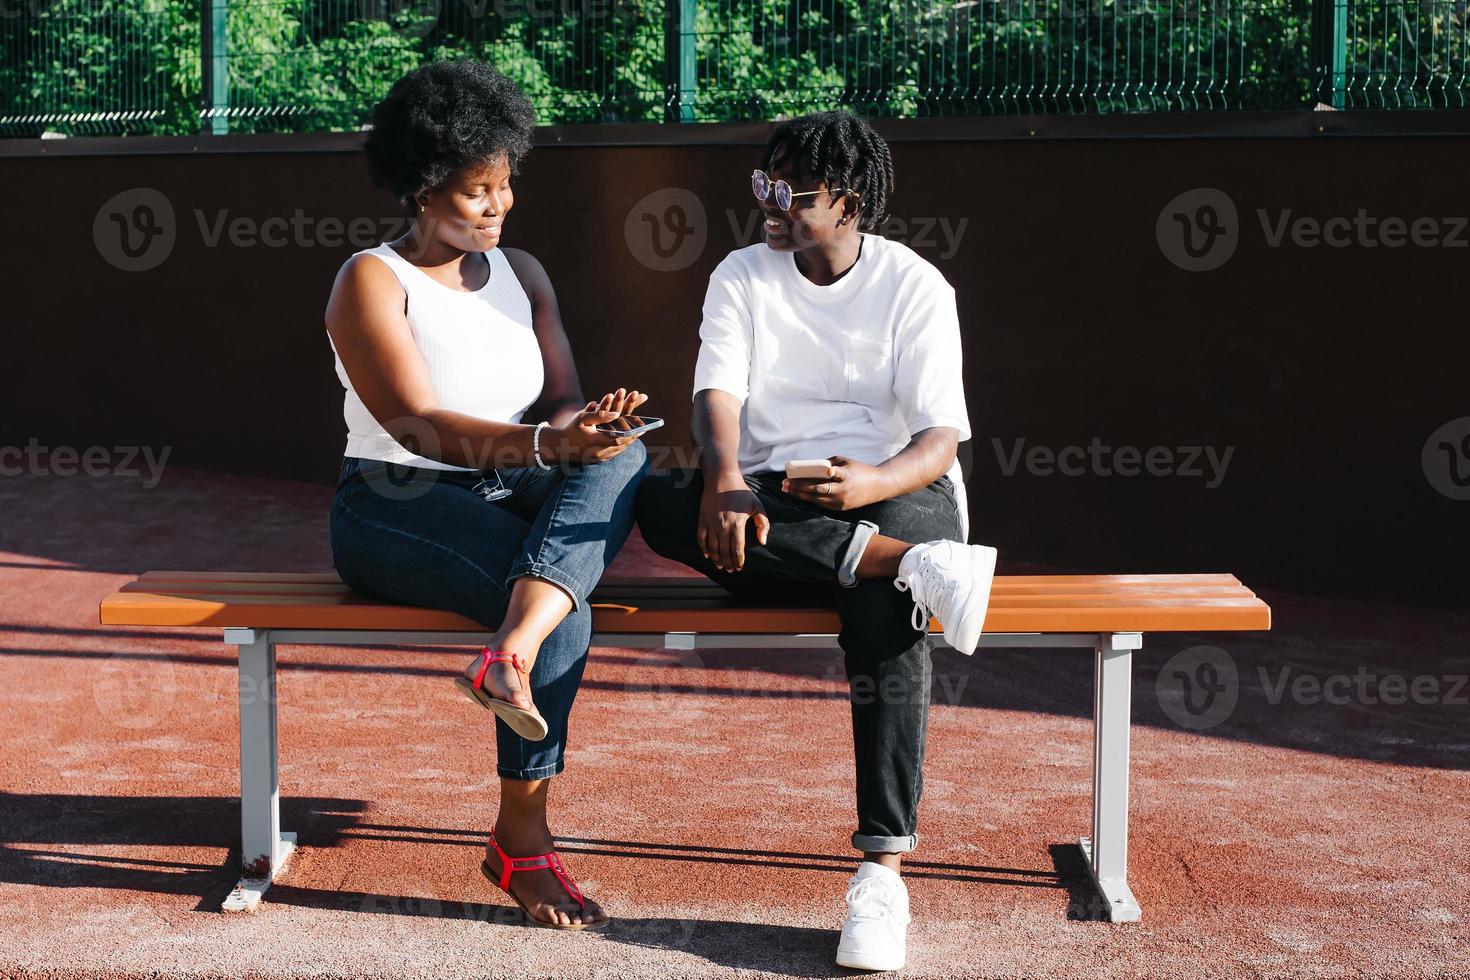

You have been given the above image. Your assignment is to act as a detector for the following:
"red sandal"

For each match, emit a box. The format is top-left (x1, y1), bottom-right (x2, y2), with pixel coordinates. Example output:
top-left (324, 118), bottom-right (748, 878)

top-left (453, 648), bottom-right (549, 742)
top-left (481, 831), bottom-right (608, 930)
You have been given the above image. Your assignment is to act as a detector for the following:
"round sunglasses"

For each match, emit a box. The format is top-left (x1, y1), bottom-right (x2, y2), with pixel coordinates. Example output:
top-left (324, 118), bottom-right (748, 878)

top-left (751, 169), bottom-right (854, 212)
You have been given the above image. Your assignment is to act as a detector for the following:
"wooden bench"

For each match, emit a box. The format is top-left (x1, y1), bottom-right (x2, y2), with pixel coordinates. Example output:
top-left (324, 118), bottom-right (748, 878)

top-left (99, 570), bottom-right (1270, 918)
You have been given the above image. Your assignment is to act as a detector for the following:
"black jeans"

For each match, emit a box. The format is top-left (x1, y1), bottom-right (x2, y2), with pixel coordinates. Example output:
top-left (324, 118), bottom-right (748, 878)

top-left (635, 468), bottom-right (965, 853)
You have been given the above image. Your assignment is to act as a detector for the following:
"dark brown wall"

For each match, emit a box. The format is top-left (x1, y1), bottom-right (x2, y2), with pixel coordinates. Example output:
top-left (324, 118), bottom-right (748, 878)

top-left (3, 129), bottom-right (1467, 606)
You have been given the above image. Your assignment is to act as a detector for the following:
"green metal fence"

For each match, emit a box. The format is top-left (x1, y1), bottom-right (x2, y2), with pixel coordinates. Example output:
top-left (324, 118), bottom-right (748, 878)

top-left (1, 0), bottom-right (1466, 137)
top-left (1334, 0), bottom-right (1470, 108)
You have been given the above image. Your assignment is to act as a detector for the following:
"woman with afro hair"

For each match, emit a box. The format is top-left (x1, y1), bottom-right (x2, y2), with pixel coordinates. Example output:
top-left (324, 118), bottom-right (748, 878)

top-left (325, 59), bottom-right (650, 930)
top-left (637, 111), bottom-right (999, 969)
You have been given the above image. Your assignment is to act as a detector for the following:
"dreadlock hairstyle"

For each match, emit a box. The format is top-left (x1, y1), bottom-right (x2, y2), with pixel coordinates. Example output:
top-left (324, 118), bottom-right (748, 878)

top-left (761, 111), bottom-right (895, 232)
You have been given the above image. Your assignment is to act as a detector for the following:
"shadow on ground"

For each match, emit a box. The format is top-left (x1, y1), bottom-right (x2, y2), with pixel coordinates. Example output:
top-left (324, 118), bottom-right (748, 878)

top-left (0, 792), bottom-right (366, 910)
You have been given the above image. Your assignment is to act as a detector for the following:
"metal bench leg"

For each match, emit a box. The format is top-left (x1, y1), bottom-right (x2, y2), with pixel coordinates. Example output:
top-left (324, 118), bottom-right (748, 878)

top-left (1078, 632), bottom-right (1142, 922)
top-left (222, 628), bottom-right (296, 912)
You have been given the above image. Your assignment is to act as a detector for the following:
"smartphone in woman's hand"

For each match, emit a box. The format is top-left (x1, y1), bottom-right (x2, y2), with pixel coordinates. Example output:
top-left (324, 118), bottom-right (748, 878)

top-left (593, 415), bottom-right (664, 438)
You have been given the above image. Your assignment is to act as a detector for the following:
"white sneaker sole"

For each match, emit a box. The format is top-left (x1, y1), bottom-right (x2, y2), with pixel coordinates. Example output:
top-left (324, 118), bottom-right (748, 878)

top-left (945, 544), bottom-right (997, 655)
top-left (836, 946), bottom-right (906, 971)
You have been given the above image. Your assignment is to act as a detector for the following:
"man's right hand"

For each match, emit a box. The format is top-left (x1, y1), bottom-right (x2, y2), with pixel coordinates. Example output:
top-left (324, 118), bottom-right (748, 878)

top-left (697, 478), bottom-right (771, 573)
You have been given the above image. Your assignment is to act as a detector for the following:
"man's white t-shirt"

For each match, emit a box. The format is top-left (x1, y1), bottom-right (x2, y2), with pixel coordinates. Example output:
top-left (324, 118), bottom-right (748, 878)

top-left (692, 232), bottom-right (971, 540)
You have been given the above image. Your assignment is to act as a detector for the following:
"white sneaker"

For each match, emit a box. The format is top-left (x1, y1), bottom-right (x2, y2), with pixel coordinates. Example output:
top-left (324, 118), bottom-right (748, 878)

top-left (836, 861), bottom-right (910, 971)
top-left (894, 539), bottom-right (998, 655)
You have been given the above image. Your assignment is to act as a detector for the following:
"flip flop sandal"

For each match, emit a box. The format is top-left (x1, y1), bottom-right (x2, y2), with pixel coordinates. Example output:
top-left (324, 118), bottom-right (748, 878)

top-left (454, 648), bottom-right (549, 742)
top-left (481, 831), bottom-right (609, 931)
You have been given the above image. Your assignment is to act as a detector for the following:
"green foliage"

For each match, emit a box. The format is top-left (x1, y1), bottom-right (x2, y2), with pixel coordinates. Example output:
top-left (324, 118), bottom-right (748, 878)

top-left (0, 0), bottom-right (1465, 136)
top-left (0, 0), bottom-right (199, 135)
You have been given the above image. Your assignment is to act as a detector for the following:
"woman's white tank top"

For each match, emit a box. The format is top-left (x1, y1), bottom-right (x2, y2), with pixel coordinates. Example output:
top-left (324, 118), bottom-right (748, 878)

top-left (328, 243), bottom-right (545, 472)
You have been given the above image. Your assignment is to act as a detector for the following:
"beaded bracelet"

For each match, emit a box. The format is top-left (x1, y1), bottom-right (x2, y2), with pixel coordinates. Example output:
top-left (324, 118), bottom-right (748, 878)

top-left (532, 421), bottom-right (553, 471)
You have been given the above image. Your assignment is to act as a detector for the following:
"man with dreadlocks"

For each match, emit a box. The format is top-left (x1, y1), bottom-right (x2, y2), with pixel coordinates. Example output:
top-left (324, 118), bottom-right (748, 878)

top-left (636, 110), bottom-right (997, 970)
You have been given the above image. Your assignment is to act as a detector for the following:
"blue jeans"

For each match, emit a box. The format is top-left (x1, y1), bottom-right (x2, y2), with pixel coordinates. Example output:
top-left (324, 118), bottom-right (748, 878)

top-left (328, 441), bottom-right (648, 780)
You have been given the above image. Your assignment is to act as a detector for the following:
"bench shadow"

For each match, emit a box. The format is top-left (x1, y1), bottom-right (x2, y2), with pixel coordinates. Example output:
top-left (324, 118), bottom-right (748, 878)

top-left (329, 821), bottom-right (1065, 890)
top-left (3, 790), bottom-right (1088, 973)
top-left (554, 836), bottom-right (1064, 889)
top-left (260, 829), bottom-right (1068, 977)
top-left (1046, 842), bottom-right (1114, 921)
top-left (605, 917), bottom-right (851, 978)
top-left (261, 878), bottom-right (853, 978)
top-left (0, 791), bottom-right (366, 911)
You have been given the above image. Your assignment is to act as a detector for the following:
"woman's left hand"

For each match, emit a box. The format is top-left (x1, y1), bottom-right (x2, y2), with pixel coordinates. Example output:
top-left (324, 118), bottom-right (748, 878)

top-left (782, 455), bottom-right (892, 511)
top-left (594, 387), bottom-right (649, 419)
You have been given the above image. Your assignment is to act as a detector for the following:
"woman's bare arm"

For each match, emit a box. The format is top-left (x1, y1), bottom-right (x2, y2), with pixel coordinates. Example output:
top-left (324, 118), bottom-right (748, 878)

top-left (502, 248), bottom-right (590, 428)
top-left (325, 252), bottom-right (541, 469)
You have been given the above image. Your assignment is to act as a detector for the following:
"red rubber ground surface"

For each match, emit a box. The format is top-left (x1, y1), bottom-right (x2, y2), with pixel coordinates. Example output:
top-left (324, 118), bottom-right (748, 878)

top-left (1, 465), bottom-right (1467, 978)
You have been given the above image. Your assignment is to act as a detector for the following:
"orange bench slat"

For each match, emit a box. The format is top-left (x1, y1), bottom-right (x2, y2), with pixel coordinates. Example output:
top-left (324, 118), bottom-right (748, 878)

top-left (116, 579), bottom-right (1258, 601)
top-left (136, 569), bottom-right (1249, 588)
top-left (100, 573), bottom-right (1272, 633)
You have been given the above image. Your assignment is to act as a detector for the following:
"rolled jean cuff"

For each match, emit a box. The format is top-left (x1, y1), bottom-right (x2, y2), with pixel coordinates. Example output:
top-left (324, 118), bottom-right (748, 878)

top-left (852, 831), bottom-right (919, 854)
top-left (507, 561), bottom-right (586, 612)
top-left (837, 520), bottom-right (880, 588)
top-left (498, 759), bottom-right (564, 781)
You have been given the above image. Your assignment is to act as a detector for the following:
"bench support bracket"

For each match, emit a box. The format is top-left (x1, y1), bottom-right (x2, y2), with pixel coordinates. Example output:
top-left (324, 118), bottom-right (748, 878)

top-left (1079, 632), bottom-right (1142, 921)
top-left (223, 628), bottom-right (295, 912)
